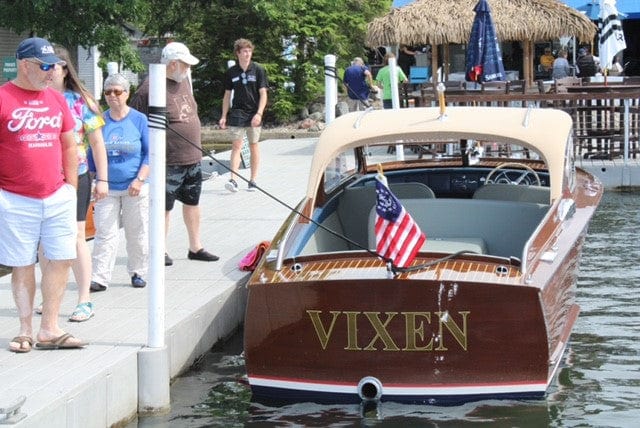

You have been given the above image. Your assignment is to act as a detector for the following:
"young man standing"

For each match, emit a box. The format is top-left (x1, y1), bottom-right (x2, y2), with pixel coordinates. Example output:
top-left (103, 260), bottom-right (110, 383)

top-left (0, 37), bottom-right (85, 352)
top-left (130, 42), bottom-right (218, 265)
top-left (219, 39), bottom-right (269, 192)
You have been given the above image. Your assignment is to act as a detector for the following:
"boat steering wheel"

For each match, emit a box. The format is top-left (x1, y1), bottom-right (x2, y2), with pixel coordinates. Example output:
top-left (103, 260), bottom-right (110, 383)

top-left (485, 162), bottom-right (541, 186)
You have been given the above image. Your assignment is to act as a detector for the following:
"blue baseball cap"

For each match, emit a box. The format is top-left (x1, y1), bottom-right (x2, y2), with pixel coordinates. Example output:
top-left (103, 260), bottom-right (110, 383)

top-left (16, 37), bottom-right (65, 65)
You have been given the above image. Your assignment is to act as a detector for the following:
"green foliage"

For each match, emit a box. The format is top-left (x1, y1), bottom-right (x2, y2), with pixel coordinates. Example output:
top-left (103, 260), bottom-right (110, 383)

top-left (0, 0), bottom-right (148, 71)
top-left (182, 0), bottom-right (391, 122)
top-left (0, 0), bottom-right (393, 122)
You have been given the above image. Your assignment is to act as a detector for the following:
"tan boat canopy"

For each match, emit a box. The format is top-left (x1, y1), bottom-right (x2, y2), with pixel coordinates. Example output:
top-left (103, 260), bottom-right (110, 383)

top-left (306, 106), bottom-right (573, 205)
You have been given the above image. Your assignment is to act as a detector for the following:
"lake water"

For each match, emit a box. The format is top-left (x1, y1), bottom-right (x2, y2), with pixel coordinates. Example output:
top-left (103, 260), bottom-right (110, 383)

top-left (132, 190), bottom-right (640, 427)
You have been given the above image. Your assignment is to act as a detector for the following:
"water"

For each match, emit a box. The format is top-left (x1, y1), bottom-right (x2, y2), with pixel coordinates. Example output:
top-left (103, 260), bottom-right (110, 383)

top-left (133, 191), bottom-right (640, 427)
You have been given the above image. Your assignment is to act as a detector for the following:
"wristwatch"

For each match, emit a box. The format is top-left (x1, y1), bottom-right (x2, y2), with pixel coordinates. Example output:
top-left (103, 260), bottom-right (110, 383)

top-left (137, 176), bottom-right (145, 182)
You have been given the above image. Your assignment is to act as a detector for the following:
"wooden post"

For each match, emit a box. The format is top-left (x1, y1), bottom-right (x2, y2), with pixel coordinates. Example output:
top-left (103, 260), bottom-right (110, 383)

top-left (523, 40), bottom-right (532, 88)
top-left (443, 43), bottom-right (450, 81)
top-left (431, 43), bottom-right (439, 82)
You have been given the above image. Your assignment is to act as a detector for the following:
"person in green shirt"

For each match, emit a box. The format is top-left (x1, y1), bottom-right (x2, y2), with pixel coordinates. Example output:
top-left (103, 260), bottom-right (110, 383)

top-left (375, 52), bottom-right (408, 109)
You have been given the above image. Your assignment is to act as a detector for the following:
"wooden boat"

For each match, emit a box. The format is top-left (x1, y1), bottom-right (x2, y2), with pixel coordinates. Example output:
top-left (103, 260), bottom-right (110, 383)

top-left (243, 106), bottom-right (603, 405)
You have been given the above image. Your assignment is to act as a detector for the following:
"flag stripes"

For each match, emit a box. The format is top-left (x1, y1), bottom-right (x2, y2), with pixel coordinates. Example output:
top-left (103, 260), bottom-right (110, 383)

top-left (374, 174), bottom-right (426, 268)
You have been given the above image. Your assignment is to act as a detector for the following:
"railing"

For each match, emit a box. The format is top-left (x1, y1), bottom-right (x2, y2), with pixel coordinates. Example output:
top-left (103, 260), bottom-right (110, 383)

top-left (402, 85), bottom-right (640, 161)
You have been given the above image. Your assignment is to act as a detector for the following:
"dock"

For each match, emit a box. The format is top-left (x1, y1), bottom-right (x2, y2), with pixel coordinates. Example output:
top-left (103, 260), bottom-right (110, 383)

top-left (0, 137), bottom-right (318, 427)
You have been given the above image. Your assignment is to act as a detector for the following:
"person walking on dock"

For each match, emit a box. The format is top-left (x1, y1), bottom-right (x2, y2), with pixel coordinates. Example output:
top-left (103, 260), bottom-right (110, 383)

top-left (130, 42), bottom-right (219, 266)
top-left (343, 57), bottom-right (374, 112)
top-left (219, 38), bottom-right (269, 193)
top-left (1, 37), bottom-right (86, 352)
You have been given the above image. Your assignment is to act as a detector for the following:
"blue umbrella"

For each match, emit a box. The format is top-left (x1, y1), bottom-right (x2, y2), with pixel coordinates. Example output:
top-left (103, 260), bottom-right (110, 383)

top-left (465, 0), bottom-right (505, 83)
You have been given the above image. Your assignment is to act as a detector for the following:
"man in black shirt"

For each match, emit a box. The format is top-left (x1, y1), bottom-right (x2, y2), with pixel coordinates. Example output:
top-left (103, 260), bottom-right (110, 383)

top-left (219, 39), bottom-right (269, 193)
top-left (576, 47), bottom-right (598, 78)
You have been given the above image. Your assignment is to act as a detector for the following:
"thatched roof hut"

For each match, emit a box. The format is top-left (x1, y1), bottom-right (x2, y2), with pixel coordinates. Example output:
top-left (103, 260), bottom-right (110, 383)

top-left (366, 0), bottom-right (597, 84)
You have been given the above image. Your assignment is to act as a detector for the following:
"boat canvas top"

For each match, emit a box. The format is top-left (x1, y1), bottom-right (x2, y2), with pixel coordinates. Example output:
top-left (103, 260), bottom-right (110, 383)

top-left (306, 106), bottom-right (573, 204)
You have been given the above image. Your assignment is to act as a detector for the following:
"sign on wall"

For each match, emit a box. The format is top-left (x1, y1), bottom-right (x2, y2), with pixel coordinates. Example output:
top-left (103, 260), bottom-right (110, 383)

top-left (2, 57), bottom-right (17, 80)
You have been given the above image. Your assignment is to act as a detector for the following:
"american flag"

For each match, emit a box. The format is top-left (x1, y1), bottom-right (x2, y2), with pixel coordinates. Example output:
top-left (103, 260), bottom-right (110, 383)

top-left (374, 174), bottom-right (426, 268)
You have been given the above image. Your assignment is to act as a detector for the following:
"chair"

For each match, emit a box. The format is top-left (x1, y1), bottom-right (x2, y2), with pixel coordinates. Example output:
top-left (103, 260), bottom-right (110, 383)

top-left (481, 81), bottom-right (508, 93)
top-left (409, 66), bottom-right (430, 85)
top-left (434, 80), bottom-right (466, 93)
top-left (552, 76), bottom-right (582, 93)
top-left (507, 80), bottom-right (526, 94)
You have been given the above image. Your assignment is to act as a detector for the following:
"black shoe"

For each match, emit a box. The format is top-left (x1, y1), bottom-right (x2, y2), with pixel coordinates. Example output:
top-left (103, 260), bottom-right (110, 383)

top-left (188, 248), bottom-right (219, 262)
top-left (90, 281), bottom-right (107, 292)
top-left (165, 253), bottom-right (173, 266)
top-left (131, 273), bottom-right (147, 288)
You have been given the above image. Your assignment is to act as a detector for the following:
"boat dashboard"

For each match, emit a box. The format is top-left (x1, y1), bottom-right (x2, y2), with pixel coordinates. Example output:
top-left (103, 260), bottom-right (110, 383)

top-left (354, 166), bottom-right (550, 199)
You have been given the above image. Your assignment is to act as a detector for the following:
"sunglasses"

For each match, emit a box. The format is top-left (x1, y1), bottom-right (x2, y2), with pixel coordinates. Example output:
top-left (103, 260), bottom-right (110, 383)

top-left (26, 60), bottom-right (55, 72)
top-left (104, 89), bottom-right (126, 96)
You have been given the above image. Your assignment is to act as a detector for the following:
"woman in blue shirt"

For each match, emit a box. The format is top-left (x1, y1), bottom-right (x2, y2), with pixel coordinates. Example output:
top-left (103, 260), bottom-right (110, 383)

top-left (89, 74), bottom-right (150, 291)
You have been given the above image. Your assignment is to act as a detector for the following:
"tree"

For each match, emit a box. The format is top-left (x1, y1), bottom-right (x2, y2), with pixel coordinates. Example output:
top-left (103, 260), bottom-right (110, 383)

top-left (1, 0), bottom-right (392, 122)
top-left (0, 0), bottom-right (149, 72)
top-left (179, 0), bottom-right (392, 123)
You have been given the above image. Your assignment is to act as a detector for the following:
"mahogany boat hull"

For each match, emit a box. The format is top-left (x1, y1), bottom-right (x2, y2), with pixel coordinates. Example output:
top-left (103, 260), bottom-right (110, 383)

top-left (244, 243), bottom-right (585, 404)
top-left (243, 107), bottom-right (602, 404)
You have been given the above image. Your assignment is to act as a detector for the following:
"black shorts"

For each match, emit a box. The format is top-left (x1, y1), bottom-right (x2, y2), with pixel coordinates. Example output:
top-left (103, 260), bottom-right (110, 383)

top-left (77, 172), bottom-right (91, 221)
top-left (166, 163), bottom-right (202, 211)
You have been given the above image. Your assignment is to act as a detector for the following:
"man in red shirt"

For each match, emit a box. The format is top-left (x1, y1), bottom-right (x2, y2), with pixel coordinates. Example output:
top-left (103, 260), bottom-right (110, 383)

top-left (0, 37), bottom-right (85, 352)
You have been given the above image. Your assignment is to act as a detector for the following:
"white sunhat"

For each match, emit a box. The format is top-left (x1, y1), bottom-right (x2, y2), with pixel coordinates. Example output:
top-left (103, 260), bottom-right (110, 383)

top-left (161, 42), bottom-right (199, 65)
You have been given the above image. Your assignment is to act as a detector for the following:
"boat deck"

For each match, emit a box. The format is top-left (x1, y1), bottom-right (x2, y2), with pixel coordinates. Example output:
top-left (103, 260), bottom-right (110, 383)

top-left (259, 255), bottom-right (523, 284)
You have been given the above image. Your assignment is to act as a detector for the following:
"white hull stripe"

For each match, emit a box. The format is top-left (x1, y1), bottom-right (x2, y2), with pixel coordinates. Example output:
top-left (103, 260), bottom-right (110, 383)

top-left (248, 376), bottom-right (548, 396)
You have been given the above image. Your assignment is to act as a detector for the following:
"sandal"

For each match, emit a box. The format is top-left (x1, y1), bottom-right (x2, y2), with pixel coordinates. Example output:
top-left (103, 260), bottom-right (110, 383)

top-left (68, 302), bottom-right (94, 322)
top-left (9, 336), bottom-right (33, 353)
top-left (35, 302), bottom-right (43, 315)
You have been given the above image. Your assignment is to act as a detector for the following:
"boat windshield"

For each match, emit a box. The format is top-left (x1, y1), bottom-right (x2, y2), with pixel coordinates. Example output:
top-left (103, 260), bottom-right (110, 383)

top-left (321, 140), bottom-right (547, 194)
top-left (363, 141), bottom-right (540, 164)
top-left (323, 151), bottom-right (357, 193)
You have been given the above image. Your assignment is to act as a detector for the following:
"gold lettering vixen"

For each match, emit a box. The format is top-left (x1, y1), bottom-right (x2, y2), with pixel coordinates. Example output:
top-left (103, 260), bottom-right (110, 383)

top-left (307, 310), bottom-right (341, 350)
top-left (306, 310), bottom-right (470, 352)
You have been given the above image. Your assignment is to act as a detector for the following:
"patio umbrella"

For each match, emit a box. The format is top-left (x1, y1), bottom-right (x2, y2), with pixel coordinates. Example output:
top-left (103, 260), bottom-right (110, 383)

top-left (598, 0), bottom-right (626, 70)
top-left (465, 0), bottom-right (505, 83)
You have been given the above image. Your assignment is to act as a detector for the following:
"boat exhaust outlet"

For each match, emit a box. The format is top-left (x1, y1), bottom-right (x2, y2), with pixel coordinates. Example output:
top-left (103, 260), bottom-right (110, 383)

top-left (357, 376), bottom-right (383, 402)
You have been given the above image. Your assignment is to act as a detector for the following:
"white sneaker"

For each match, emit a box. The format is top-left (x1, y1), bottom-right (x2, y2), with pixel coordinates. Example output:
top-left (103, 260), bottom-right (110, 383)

top-left (225, 179), bottom-right (239, 192)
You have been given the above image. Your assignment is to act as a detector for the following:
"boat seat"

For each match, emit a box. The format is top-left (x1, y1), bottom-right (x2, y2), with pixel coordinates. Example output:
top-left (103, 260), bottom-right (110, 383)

top-left (472, 183), bottom-right (550, 204)
top-left (423, 237), bottom-right (487, 254)
top-left (367, 198), bottom-right (549, 258)
top-left (337, 182), bottom-right (435, 250)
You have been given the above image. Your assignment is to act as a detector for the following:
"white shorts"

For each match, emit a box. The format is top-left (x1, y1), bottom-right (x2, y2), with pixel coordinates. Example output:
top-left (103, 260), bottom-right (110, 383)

top-left (229, 126), bottom-right (262, 144)
top-left (0, 184), bottom-right (77, 266)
